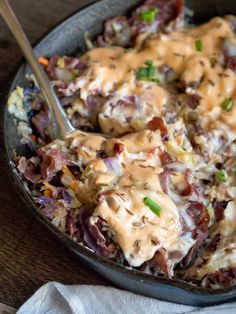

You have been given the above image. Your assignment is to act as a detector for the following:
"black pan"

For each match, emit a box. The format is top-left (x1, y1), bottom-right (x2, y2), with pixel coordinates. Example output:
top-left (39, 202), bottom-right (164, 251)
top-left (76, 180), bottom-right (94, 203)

top-left (3, 0), bottom-right (236, 306)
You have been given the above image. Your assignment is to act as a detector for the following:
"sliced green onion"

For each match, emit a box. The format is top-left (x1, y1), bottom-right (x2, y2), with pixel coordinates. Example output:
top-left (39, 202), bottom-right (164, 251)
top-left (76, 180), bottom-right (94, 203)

top-left (145, 60), bottom-right (154, 66)
top-left (143, 197), bottom-right (162, 217)
top-left (139, 8), bottom-right (158, 23)
top-left (195, 39), bottom-right (203, 52)
top-left (137, 60), bottom-right (160, 83)
top-left (137, 67), bottom-right (149, 78)
top-left (220, 98), bottom-right (234, 112)
top-left (215, 170), bottom-right (228, 183)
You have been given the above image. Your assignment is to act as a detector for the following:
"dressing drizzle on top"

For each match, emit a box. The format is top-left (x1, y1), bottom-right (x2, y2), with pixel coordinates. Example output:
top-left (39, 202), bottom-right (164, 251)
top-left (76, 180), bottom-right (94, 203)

top-left (67, 130), bottom-right (187, 269)
top-left (75, 17), bottom-right (236, 133)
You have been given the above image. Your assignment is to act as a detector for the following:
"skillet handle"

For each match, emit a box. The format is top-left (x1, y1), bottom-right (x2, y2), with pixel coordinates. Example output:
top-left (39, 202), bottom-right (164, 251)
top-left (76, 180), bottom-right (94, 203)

top-left (0, 0), bottom-right (75, 139)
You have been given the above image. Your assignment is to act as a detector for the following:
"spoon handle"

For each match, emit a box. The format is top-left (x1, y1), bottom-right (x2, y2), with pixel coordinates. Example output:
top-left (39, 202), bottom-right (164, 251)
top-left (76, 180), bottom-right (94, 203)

top-left (0, 0), bottom-right (75, 139)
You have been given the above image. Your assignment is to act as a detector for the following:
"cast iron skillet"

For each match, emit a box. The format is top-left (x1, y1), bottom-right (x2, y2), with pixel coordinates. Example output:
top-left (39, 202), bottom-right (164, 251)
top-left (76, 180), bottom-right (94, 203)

top-left (3, 0), bottom-right (236, 306)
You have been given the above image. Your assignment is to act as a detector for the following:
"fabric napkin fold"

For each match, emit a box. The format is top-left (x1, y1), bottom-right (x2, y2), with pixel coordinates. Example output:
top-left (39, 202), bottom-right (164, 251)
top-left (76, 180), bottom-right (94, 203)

top-left (17, 282), bottom-right (236, 314)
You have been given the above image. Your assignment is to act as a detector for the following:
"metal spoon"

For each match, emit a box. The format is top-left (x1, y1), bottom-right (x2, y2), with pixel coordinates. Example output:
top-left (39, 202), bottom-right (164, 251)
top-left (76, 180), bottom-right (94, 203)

top-left (0, 0), bottom-right (75, 139)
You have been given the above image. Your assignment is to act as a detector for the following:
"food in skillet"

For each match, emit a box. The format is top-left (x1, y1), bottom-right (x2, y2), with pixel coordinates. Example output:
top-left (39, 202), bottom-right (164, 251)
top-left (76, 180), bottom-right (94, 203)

top-left (8, 0), bottom-right (236, 289)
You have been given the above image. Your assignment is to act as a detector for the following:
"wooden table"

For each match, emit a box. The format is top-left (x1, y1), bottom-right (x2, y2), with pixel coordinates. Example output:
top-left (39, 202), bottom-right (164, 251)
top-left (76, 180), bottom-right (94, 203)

top-left (0, 0), bottom-right (108, 310)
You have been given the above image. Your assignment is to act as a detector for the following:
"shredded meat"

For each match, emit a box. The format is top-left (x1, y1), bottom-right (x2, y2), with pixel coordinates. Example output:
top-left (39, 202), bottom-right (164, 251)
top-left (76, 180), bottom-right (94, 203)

top-left (180, 202), bottom-right (209, 267)
top-left (38, 148), bottom-right (68, 181)
top-left (147, 117), bottom-right (169, 141)
top-left (148, 249), bottom-right (169, 276)
top-left (202, 268), bottom-right (236, 289)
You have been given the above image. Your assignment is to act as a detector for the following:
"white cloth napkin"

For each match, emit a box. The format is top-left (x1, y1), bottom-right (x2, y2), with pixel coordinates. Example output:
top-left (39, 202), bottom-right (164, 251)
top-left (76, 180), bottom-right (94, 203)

top-left (17, 282), bottom-right (236, 314)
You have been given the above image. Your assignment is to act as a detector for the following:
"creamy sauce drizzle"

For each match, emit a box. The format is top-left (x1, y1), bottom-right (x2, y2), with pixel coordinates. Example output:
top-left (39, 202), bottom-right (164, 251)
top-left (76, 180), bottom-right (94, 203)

top-left (67, 130), bottom-right (184, 267)
top-left (35, 16), bottom-right (236, 271)
top-left (63, 17), bottom-right (236, 267)
top-left (75, 17), bottom-right (236, 133)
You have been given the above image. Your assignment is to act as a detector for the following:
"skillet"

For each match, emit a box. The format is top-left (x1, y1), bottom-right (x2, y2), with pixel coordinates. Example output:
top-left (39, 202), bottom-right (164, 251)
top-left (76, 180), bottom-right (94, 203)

top-left (3, 0), bottom-right (236, 305)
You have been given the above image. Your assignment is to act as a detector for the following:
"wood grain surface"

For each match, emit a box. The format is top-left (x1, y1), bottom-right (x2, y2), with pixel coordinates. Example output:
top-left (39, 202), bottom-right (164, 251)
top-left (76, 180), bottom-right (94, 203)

top-left (0, 0), bottom-right (109, 310)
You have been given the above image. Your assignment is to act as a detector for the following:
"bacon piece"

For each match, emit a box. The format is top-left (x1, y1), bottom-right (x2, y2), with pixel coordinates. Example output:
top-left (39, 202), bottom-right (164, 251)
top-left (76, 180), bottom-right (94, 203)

top-left (207, 233), bottom-right (221, 252)
top-left (159, 150), bottom-right (173, 166)
top-left (212, 200), bottom-right (228, 222)
top-left (187, 94), bottom-right (202, 109)
top-left (113, 143), bottom-right (125, 154)
top-left (147, 117), bottom-right (168, 141)
top-left (148, 249), bottom-right (169, 276)
top-left (181, 169), bottom-right (203, 197)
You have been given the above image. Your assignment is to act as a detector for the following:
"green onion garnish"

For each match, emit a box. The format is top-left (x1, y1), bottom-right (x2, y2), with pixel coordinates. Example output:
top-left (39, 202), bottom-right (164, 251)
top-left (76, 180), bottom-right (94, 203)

top-left (220, 98), bottom-right (234, 112)
top-left (145, 60), bottom-right (153, 66)
top-left (195, 39), bottom-right (203, 52)
top-left (143, 197), bottom-right (162, 217)
top-left (137, 60), bottom-right (160, 83)
top-left (139, 8), bottom-right (158, 23)
top-left (215, 170), bottom-right (228, 183)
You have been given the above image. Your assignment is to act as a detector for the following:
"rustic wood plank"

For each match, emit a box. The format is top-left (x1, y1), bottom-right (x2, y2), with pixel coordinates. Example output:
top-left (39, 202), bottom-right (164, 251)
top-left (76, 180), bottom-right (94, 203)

top-left (0, 0), bottom-right (108, 310)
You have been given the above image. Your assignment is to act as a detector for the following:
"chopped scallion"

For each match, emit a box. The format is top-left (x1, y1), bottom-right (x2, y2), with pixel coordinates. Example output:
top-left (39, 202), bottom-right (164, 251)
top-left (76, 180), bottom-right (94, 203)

top-left (139, 8), bottom-right (158, 23)
top-left (195, 39), bottom-right (203, 52)
top-left (137, 60), bottom-right (160, 83)
top-left (215, 170), bottom-right (228, 183)
top-left (143, 197), bottom-right (162, 217)
top-left (220, 98), bottom-right (234, 112)
top-left (145, 60), bottom-right (154, 66)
